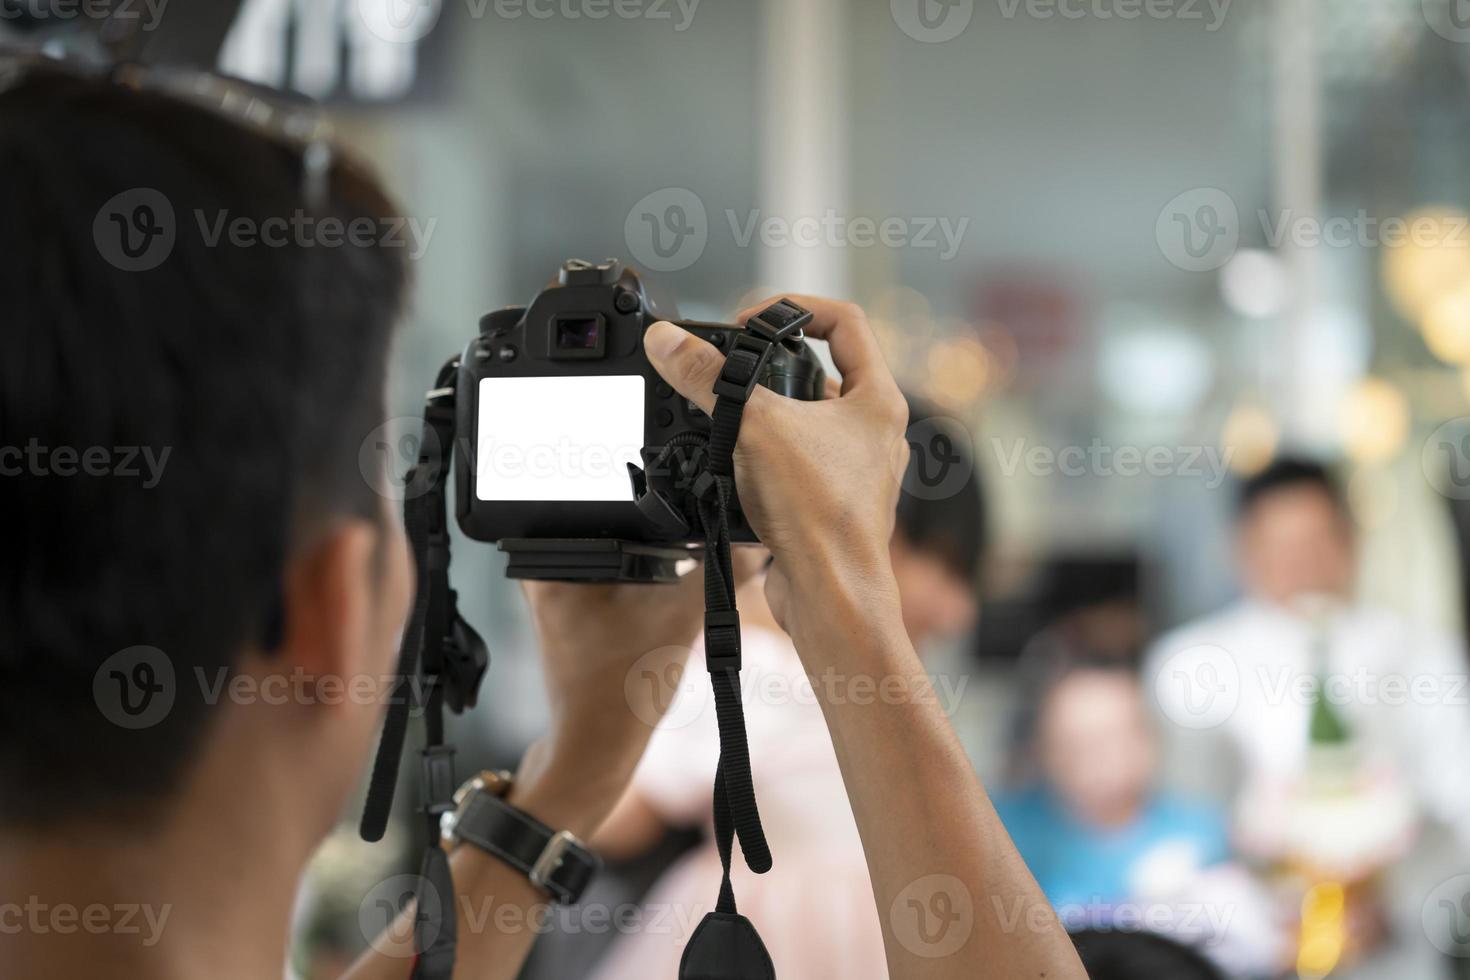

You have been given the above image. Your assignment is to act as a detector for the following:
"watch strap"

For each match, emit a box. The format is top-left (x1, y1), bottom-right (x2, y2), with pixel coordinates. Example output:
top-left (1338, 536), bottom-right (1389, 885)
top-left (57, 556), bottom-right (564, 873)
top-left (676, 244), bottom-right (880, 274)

top-left (452, 790), bottom-right (600, 904)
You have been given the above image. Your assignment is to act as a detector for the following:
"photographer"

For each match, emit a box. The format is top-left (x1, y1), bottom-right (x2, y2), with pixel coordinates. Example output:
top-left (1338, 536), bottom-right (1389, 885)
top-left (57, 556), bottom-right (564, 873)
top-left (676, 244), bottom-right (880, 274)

top-left (0, 67), bottom-right (1083, 980)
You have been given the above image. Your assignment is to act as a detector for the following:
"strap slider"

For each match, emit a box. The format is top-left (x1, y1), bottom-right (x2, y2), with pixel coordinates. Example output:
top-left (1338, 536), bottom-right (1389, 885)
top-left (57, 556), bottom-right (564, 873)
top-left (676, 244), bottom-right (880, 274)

top-left (712, 340), bottom-right (765, 403)
top-left (421, 744), bottom-right (458, 817)
top-left (691, 470), bottom-right (719, 501)
top-left (704, 610), bottom-right (742, 671)
top-left (745, 298), bottom-right (813, 343)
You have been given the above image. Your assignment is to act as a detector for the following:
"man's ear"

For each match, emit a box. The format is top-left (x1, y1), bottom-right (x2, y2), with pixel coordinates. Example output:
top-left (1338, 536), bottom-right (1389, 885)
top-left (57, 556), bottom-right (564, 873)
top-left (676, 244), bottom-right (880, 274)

top-left (271, 519), bottom-right (384, 697)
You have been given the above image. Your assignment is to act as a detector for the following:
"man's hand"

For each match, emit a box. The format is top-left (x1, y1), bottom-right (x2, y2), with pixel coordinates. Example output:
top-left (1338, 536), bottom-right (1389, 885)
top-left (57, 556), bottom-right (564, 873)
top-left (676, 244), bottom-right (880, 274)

top-left (641, 297), bottom-right (910, 634)
top-left (510, 571), bottom-right (708, 836)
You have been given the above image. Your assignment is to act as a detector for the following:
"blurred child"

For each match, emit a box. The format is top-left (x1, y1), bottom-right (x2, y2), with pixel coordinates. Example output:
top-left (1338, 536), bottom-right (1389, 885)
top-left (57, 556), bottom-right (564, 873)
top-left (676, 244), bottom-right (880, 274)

top-left (995, 661), bottom-right (1230, 913)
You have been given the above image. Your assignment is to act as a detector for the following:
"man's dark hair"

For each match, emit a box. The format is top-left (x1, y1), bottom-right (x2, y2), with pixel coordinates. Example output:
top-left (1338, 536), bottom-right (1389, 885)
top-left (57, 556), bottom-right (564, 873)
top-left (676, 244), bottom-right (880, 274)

top-left (0, 70), bottom-right (410, 828)
top-left (1237, 456), bottom-right (1346, 519)
top-left (1071, 929), bottom-right (1225, 980)
top-left (896, 394), bottom-right (987, 583)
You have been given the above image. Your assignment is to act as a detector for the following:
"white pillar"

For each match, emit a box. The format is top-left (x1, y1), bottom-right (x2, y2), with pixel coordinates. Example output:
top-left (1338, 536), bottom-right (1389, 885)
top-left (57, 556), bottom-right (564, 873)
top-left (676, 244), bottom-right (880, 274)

top-left (1271, 0), bottom-right (1325, 443)
top-left (759, 0), bottom-right (851, 299)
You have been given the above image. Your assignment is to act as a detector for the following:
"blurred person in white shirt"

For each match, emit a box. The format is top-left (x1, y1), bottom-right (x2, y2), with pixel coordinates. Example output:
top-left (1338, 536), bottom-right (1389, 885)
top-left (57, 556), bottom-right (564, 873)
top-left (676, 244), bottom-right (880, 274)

top-left (1147, 457), bottom-right (1470, 977)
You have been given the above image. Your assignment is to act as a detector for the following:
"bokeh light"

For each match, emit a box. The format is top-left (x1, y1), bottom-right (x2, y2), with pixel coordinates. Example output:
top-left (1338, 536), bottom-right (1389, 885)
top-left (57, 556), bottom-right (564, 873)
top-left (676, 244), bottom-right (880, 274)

top-left (1341, 377), bottom-right (1410, 464)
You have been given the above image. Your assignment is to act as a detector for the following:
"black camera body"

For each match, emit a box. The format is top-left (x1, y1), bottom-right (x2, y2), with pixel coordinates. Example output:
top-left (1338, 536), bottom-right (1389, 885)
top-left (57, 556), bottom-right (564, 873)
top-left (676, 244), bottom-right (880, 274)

top-left (453, 259), bottom-right (824, 580)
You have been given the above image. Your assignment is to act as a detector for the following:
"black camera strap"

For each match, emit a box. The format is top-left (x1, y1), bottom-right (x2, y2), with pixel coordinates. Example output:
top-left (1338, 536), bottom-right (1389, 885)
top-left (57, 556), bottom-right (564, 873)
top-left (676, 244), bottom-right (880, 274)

top-left (360, 360), bottom-right (488, 980)
top-left (676, 299), bottom-right (812, 980)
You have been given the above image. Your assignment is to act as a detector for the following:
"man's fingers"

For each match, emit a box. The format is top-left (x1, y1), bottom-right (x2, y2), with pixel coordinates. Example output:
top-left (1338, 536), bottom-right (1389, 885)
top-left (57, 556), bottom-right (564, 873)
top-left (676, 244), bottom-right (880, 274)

top-left (643, 320), bottom-right (722, 415)
top-left (736, 294), bottom-right (889, 396)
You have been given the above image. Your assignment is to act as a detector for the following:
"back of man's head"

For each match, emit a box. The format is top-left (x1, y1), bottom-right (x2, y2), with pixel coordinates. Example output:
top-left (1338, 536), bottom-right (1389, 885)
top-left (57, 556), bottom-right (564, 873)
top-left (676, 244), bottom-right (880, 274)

top-left (0, 69), bottom-right (409, 828)
top-left (896, 393), bottom-right (987, 582)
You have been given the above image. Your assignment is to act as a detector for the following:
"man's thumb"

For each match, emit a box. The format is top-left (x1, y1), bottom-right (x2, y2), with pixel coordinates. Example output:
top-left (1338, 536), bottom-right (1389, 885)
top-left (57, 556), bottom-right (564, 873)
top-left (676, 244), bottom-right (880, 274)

top-left (643, 321), bottom-right (722, 415)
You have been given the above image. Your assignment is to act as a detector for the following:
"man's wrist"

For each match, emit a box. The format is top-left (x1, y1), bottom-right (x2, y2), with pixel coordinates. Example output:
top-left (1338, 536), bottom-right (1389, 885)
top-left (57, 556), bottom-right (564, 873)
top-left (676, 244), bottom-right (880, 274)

top-left (779, 540), bottom-right (906, 649)
top-left (507, 733), bottom-right (641, 840)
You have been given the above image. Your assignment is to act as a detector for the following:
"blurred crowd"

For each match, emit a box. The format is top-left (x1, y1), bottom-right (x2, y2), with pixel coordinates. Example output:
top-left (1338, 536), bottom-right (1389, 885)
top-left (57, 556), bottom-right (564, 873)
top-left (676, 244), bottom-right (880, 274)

top-left (294, 403), bottom-right (1470, 980)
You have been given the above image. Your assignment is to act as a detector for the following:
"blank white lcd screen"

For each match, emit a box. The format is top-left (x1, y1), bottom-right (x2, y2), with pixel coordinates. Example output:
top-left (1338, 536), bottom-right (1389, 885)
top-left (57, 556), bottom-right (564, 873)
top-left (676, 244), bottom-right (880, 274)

top-left (475, 375), bottom-right (645, 502)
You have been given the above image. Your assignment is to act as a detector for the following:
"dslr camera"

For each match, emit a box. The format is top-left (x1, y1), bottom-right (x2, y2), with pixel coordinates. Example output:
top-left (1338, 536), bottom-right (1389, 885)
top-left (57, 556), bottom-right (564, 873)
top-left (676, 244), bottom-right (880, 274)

top-left (452, 258), bottom-right (825, 581)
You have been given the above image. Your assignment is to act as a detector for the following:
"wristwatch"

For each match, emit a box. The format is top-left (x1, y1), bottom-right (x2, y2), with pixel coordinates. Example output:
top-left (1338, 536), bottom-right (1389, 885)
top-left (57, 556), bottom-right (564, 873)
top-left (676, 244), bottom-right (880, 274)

top-left (439, 770), bottom-right (601, 905)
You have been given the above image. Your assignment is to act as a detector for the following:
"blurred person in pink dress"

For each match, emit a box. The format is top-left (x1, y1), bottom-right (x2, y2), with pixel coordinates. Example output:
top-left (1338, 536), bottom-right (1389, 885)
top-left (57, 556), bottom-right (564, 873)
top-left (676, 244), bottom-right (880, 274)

top-left (588, 398), bottom-right (984, 980)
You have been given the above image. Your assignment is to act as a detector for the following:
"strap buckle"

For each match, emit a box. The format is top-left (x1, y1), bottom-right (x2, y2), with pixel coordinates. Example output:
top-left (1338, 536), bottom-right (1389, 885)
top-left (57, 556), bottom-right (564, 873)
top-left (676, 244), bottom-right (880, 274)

top-left (710, 300), bottom-right (814, 404)
top-left (704, 609), bottom-right (742, 671)
top-left (745, 298), bottom-right (812, 343)
top-left (529, 830), bottom-right (585, 901)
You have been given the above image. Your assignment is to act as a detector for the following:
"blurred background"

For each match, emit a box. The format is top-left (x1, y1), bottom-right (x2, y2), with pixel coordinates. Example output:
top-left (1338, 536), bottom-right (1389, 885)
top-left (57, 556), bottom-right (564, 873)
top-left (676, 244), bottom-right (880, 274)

top-left (11, 0), bottom-right (1470, 976)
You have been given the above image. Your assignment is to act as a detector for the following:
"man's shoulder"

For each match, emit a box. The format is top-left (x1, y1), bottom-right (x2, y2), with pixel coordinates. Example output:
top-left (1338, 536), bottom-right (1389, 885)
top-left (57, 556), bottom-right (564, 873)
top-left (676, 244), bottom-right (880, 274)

top-left (1145, 602), bottom-right (1251, 667)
